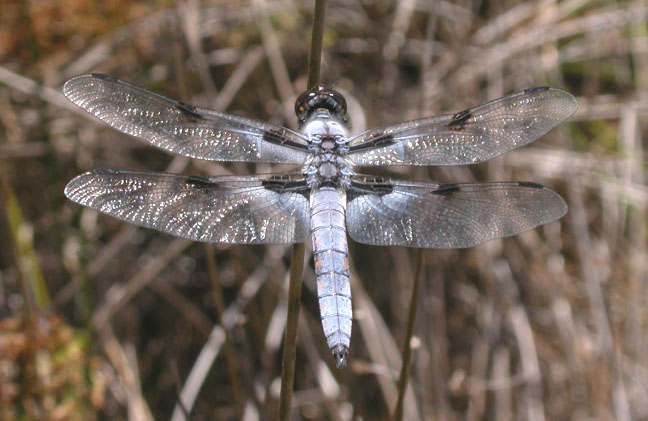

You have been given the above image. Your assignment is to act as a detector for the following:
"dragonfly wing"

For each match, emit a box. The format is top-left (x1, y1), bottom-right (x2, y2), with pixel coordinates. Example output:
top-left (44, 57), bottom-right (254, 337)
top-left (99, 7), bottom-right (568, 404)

top-left (347, 87), bottom-right (577, 166)
top-left (65, 169), bottom-right (311, 244)
top-left (64, 74), bottom-right (310, 164)
top-left (346, 176), bottom-right (567, 248)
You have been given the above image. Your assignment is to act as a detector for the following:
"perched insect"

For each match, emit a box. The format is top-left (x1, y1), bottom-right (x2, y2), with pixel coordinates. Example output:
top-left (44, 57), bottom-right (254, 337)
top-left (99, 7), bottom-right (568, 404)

top-left (64, 74), bottom-right (577, 367)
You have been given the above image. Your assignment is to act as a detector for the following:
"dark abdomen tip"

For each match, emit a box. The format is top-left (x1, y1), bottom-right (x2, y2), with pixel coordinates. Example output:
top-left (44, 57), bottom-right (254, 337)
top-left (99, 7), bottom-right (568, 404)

top-left (333, 344), bottom-right (348, 369)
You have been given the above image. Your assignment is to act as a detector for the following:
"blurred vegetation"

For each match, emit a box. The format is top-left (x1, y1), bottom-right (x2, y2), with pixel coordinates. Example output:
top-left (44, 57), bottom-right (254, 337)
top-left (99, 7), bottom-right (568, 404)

top-left (1, 0), bottom-right (648, 419)
top-left (0, 315), bottom-right (104, 420)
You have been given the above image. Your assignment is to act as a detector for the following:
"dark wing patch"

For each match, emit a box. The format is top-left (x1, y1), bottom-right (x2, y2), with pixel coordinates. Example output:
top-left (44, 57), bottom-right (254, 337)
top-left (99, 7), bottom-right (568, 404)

top-left (516, 181), bottom-right (544, 189)
top-left (184, 176), bottom-right (218, 189)
top-left (91, 73), bottom-right (118, 82)
top-left (431, 184), bottom-right (460, 197)
top-left (347, 175), bottom-right (394, 198)
top-left (523, 86), bottom-right (550, 94)
top-left (348, 132), bottom-right (395, 153)
top-left (175, 101), bottom-right (206, 122)
top-left (262, 128), bottom-right (311, 151)
top-left (447, 110), bottom-right (472, 128)
top-left (261, 176), bottom-right (310, 199)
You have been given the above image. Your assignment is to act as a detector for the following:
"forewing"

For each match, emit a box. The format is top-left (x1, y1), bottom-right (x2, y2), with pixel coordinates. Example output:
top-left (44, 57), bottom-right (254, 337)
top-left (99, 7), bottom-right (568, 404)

top-left (64, 74), bottom-right (310, 164)
top-left (347, 87), bottom-right (577, 166)
top-left (346, 176), bottom-right (567, 248)
top-left (65, 170), bottom-right (310, 244)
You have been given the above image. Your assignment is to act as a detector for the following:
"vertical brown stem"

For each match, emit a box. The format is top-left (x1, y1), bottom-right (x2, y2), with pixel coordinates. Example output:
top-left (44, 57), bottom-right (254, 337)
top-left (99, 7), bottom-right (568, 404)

top-left (307, 0), bottom-right (327, 89)
top-left (279, 2), bottom-right (326, 419)
top-left (278, 243), bottom-right (306, 420)
top-left (393, 248), bottom-right (424, 420)
top-left (205, 244), bottom-right (245, 418)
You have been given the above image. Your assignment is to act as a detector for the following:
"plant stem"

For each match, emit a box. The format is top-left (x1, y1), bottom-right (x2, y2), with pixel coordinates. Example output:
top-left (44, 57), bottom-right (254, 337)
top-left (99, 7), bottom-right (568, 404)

top-left (278, 242), bottom-right (305, 420)
top-left (393, 248), bottom-right (424, 420)
top-left (307, 0), bottom-right (327, 89)
top-left (205, 244), bottom-right (245, 419)
top-left (278, 2), bottom-right (326, 418)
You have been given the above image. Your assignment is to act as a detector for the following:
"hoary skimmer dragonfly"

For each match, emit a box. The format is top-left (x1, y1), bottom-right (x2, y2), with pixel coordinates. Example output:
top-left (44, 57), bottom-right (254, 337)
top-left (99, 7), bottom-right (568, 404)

top-left (64, 74), bottom-right (577, 368)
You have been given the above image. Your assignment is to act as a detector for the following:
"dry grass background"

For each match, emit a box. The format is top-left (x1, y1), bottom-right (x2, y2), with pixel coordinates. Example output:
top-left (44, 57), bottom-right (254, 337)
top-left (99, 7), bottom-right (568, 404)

top-left (1, 0), bottom-right (647, 419)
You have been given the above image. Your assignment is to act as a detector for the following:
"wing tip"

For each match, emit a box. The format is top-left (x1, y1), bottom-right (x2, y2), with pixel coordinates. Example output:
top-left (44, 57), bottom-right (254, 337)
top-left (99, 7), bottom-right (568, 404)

top-left (521, 86), bottom-right (579, 120)
top-left (526, 183), bottom-right (568, 226)
top-left (64, 171), bottom-right (93, 201)
top-left (63, 73), bottom-right (117, 100)
top-left (64, 169), bottom-right (115, 201)
top-left (555, 88), bottom-right (579, 117)
top-left (553, 190), bottom-right (569, 220)
top-left (63, 74), bottom-right (91, 97)
top-left (517, 181), bottom-right (568, 220)
top-left (538, 86), bottom-right (579, 118)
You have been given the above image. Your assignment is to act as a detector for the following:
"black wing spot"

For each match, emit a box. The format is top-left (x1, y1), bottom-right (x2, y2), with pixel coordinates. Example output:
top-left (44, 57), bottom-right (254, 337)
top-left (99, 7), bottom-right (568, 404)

top-left (91, 73), bottom-right (119, 82)
top-left (94, 168), bottom-right (119, 175)
top-left (261, 177), bottom-right (283, 190)
top-left (263, 129), bottom-right (286, 145)
top-left (523, 86), bottom-right (550, 94)
top-left (348, 178), bottom-right (394, 198)
top-left (349, 132), bottom-right (395, 152)
top-left (432, 184), bottom-right (460, 197)
top-left (448, 110), bottom-right (472, 128)
top-left (176, 101), bottom-right (205, 122)
top-left (517, 181), bottom-right (544, 189)
top-left (184, 176), bottom-right (217, 189)
top-left (262, 177), bottom-right (310, 199)
top-left (262, 129), bottom-right (310, 151)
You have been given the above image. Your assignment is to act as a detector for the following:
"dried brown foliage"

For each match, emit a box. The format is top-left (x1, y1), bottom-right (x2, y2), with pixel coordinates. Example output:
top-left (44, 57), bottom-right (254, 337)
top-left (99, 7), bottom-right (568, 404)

top-left (1, 0), bottom-right (647, 419)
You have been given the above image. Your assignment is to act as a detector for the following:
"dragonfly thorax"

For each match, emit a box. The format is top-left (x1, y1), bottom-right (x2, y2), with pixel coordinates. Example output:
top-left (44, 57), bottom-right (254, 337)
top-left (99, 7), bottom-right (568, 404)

top-left (305, 151), bottom-right (353, 188)
top-left (303, 119), bottom-right (349, 143)
top-left (318, 162), bottom-right (338, 178)
top-left (301, 107), bottom-right (353, 188)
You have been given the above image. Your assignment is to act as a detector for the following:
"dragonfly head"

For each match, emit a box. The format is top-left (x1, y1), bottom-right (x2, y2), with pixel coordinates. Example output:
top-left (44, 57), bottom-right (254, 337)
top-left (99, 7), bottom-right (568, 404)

top-left (295, 85), bottom-right (348, 126)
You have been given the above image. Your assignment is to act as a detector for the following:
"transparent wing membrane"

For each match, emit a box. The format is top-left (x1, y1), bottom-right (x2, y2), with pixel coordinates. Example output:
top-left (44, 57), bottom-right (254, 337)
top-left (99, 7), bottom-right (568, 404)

top-left (346, 176), bottom-right (567, 248)
top-left (347, 87), bottom-right (577, 166)
top-left (64, 74), bottom-right (310, 164)
top-left (65, 169), bottom-right (310, 244)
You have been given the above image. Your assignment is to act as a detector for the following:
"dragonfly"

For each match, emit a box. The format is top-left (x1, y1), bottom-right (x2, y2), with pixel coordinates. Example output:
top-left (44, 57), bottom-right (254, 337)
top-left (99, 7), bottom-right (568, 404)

top-left (64, 74), bottom-right (577, 368)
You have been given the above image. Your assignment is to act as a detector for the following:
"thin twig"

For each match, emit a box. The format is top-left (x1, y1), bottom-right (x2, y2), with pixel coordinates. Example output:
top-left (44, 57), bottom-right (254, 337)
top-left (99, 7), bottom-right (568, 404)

top-left (171, 263), bottom-right (271, 421)
top-left (278, 1), bottom-right (326, 419)
top-left (0, 165), bottom-right (49, 311)
top-left (0, 66), bottom-right (80, 113)
top-left (296, 306), bottom-right (344, 418)
top-left (91, 238), bottom-right (192, 329)
top-left (170, 361), bottom-right (191, 419)
top-left (253, 0), bottom-right (293, 112)
top-left (393, 248), bottom-right (424, 421)
top-left (99, 324), bottom-right (153, 421)
top-left (492, 347), bottom-right (512, 421)
top-left (279, 242), bottom-right (306, 421)
top-left (307, 0), bottom-right (327, 88)
top-left (508, 305), bottom-right (544, 421)
top-left (205, 244), bottom-right (245, 419)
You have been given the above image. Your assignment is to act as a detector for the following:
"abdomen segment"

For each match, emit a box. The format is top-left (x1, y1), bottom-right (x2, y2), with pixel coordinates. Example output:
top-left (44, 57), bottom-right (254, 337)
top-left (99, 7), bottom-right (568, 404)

top-left (310, 187), bottom-right (352, 368)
